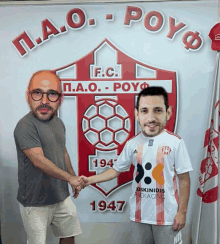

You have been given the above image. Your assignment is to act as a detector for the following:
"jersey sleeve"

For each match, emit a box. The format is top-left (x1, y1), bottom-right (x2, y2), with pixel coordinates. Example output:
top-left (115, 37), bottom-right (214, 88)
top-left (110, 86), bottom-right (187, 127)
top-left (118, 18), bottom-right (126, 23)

top-left (113, 141), bottom-right (133, 172)
top-left (174, 139), bottom-right (193, 174)
top-left (14, 121), bottom-right (42, 150)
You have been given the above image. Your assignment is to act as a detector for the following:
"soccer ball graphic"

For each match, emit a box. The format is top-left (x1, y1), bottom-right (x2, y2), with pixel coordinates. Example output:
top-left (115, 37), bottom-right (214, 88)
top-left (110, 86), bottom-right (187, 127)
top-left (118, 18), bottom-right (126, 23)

top-left (82, 99), bottom-right (131, 150)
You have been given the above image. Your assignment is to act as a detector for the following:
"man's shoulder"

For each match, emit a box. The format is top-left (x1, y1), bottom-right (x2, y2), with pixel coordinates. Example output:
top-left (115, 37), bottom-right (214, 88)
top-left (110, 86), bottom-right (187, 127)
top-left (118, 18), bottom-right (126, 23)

top-left (15, 113), bottom-right (32, 127)
top-left (14, 113), bottom-right (36, 134)
top-left (164, 130), bottom-right (182, 141)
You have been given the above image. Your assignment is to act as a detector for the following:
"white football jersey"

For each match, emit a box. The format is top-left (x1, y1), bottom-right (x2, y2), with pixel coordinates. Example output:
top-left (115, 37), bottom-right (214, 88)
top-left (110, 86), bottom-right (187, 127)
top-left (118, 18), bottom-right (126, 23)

top-left (113, 129), bottom-right (193, 225)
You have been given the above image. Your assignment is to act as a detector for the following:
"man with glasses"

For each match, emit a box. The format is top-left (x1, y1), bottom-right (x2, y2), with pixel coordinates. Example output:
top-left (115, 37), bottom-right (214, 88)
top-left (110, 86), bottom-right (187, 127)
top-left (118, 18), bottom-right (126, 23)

top-left (14, 70), bottom-right (84, 244)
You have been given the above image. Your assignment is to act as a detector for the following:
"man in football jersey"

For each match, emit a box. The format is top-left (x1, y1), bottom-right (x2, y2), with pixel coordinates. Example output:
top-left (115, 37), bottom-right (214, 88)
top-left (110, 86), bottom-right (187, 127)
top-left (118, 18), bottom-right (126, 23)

top-left (14, 70), bottom-right (84, 244)
top-left (80, 86), bottom-right (192, 244)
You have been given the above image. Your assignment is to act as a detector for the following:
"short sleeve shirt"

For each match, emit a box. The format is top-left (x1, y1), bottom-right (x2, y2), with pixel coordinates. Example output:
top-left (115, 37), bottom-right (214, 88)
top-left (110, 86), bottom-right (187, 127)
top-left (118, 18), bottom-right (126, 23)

top-left (14, 112), bottom-right (70, 207)
top-left (113, 130), bottom-right (193, 225)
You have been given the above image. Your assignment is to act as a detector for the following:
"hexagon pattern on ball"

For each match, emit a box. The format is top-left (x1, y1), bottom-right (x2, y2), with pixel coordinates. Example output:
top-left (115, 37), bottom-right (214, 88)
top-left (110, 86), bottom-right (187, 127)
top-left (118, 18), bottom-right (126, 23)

top-left (84, 105), bottom-right (97, 118)
top-left (115, 130), bottom-right (128, 144)
top-left (107, 116), bottom-right (123, 130)
top-left (82, 99), bottom-right (131, 150)
top-left (125, 118), bottom-right (130, 131)
top-left (90, 116), bottom-right (105, 132)
top-left (99, 103), bottom-right (114, 118)
top-left (100, 129), bottom-right (113, 144)
top-left (82, 118), bottom-right (89, 131)
top-left (116, 105), bottom-right (128, 118)
top-left (84, 130), bottom-right (99, 145)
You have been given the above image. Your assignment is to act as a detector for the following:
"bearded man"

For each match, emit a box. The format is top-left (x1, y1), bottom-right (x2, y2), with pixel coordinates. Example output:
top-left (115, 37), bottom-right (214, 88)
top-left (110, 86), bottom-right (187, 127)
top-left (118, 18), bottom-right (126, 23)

top-left (14, 70), bottom-right (84, 244)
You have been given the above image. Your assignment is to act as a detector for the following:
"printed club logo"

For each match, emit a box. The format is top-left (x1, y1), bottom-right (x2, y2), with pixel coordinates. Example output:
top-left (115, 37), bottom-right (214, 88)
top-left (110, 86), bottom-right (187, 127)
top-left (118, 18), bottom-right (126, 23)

top-left (53, 38), bottom-right (177, 196)
top-left (197, 118), bottom-right (219, 203)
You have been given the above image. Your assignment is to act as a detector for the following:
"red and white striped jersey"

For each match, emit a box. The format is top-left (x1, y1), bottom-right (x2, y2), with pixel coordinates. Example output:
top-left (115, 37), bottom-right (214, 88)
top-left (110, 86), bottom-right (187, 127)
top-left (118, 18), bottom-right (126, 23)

top-left (113, 129), bottom-right (193, 225)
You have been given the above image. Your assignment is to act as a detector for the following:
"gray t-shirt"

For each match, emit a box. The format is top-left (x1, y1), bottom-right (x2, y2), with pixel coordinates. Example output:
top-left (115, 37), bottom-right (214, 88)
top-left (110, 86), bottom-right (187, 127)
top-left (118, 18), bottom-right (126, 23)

top-left (14, 112), bottom-right (70, 207)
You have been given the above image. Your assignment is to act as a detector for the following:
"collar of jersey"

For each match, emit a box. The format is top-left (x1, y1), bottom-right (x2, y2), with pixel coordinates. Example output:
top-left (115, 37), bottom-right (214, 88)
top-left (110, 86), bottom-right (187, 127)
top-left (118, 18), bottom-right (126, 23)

top-left (140, 129), bottom-right (166, 141)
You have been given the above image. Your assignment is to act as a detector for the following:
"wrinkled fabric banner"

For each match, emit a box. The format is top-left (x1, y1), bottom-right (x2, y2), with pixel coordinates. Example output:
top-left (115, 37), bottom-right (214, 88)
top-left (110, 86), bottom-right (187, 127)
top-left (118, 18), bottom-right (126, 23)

top-left (191, 51), bottom-right (220, 244)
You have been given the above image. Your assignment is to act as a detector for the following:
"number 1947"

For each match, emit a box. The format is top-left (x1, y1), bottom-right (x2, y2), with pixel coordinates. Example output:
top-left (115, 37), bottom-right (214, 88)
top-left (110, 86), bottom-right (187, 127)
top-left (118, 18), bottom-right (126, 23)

top-left (90, 200), bottom-right (126, 212)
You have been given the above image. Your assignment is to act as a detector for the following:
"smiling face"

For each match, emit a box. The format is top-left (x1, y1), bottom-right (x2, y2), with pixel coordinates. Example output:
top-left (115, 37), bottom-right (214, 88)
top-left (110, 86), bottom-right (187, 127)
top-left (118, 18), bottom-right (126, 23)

top-left (135, 95), bottom-right (172, 137)
top-left (27, 71), bottom-right (62, 121)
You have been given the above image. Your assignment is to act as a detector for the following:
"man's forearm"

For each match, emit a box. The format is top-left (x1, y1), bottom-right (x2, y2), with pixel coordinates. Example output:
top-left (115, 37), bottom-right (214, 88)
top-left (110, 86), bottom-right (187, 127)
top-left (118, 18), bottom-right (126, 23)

top-left (64, 148), bottom-right (76, 176)
top-left (89, 168), bottom-right (120, 184)
top-left (32, 154), bottom-right (74, 183)
top-left (178, 172), bottom-right (190, 213)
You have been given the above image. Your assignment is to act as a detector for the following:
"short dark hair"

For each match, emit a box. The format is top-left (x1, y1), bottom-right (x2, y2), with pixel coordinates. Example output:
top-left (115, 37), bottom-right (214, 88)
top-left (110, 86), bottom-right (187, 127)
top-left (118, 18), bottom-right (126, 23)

top-left (136, 86), bottom-right (169, 110)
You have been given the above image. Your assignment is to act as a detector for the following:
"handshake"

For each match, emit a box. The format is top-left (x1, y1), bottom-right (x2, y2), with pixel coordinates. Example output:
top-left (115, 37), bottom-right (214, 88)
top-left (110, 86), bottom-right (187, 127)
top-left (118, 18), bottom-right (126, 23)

top-left (68, 168), bottom-right (118, 198)
top-left (68, 175), bottom-right (91, 198)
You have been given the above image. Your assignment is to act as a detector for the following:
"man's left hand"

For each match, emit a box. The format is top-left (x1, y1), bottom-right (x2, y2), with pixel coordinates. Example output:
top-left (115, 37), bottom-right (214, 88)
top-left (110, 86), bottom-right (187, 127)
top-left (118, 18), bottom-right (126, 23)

top-left (73, 187), bottom-right (80, 199)
top-left (173, 212), bottom-right (186, 231)
top-left (69, 176), bottom-right (85, 198)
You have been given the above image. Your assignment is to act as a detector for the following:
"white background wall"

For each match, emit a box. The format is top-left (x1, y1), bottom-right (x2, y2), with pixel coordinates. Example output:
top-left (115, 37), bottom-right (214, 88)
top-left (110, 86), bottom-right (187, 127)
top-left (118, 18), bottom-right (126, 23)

top-left (0, 0), bottom-right (219, 244)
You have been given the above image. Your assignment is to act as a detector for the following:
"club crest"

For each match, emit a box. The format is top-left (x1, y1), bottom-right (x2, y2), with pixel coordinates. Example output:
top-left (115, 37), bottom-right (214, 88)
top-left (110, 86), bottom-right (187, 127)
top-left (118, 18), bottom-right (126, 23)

top-left (53, 39), bottom-right (177, 196)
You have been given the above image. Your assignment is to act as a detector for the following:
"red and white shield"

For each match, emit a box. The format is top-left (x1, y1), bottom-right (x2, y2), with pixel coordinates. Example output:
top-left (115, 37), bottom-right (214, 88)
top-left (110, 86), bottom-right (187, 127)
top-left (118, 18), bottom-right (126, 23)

top-left (53, 39), bottom-right (177, 197)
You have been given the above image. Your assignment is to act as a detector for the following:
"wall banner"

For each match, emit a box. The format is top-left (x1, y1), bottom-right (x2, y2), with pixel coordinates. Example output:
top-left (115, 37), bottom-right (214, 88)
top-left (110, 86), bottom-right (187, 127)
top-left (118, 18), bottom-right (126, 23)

top-left (1, 0), bottom-right (218, 223)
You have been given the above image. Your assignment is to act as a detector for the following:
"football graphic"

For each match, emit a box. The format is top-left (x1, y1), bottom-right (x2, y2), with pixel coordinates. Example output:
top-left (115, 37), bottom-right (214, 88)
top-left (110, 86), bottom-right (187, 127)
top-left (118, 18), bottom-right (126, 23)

top-left (82, 99), bottom-right (131, 150)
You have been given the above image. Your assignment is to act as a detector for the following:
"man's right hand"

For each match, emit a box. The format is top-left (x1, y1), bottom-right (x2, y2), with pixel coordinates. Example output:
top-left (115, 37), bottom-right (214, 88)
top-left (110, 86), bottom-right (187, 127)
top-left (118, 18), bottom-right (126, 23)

top-left (77, 169), bottom-right (120, 189)
top-left (68, 176), bottom-right (85, 197)
top-left (78, 176), bottom-right (90, 187)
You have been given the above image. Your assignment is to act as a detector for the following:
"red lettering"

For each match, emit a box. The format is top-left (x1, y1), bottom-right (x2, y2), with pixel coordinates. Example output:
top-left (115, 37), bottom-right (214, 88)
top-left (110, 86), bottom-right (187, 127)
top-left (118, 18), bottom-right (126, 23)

top-left (93, 159), bottom-right (98, 167)
top-left (67, 8), bottom-right (86, 29)
top-left (12, 31), bottom-right (35, 56)
top-left (144, 11), bottom-right (164, 32)
top-left (182, 31), bottom-right (203, 51)
top-left (42, 19), bottom-right (60, 41)
top-left (98, 200), bottom-right (106, 212)
top-left (107, 201), bottom-right (116, 211)
top-left (106, 67), bottom-right (114, 77)
top-left (100, 159), bottom-right (106, 167)
top-left (117, 201), bottom-right (126, 211)
top-left (90, 201), bottom-right (96, 211)
top-left (167, 17), bottom-right (186, 40)
top-left (107, 159), bottom-right (113, 167)
top-left (94, 67), bottom-right (101, 77)
top-left (76, 83), bottom-right (84, 92)
top-left (113, 83), bottom-right (121, 91)
top-left (124, 6), bottom-right (142, 26)
top-left (131, 82), bottom-right (139, 91)
top-left (122, 83), bottom-right (131, 92)
top-left (140, 82), bottom-right (149, 90)
top-left (63, 83), bottom-right (71, 92)
top-left (90, 200), bottom-right (126, 212)
top-left (88, 83), bottom-right (97, 92)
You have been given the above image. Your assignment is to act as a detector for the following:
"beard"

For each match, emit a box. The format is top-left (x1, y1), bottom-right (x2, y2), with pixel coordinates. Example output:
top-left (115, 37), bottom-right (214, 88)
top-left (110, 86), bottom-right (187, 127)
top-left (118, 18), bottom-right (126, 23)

top-left (141, 118), bottom-right (168, 137)
top-left (30, 104), bottom-right (56, 121)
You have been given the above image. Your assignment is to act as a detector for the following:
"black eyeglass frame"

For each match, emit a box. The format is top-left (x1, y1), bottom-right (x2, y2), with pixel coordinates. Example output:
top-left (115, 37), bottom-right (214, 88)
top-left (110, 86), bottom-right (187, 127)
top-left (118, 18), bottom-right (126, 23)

top-left (29, 90), bottom-right (62, 102)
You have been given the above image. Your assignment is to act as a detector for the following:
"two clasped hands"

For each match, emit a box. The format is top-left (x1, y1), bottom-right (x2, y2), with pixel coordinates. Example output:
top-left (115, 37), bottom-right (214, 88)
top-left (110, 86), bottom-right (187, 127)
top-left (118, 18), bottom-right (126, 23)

top-left (68, 175), bottom-right (90, 198)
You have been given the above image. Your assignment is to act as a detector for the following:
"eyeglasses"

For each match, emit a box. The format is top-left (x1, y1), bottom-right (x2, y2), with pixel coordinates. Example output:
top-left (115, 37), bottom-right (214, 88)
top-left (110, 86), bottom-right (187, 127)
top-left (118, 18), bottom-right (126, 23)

top-left (30, 90), bottom-right (61, 102)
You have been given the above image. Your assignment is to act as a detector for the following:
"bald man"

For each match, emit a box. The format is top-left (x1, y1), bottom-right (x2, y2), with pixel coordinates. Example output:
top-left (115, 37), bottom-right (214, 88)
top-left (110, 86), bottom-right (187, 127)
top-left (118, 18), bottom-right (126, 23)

top-left (14, 70), bottom-right (84, 244)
